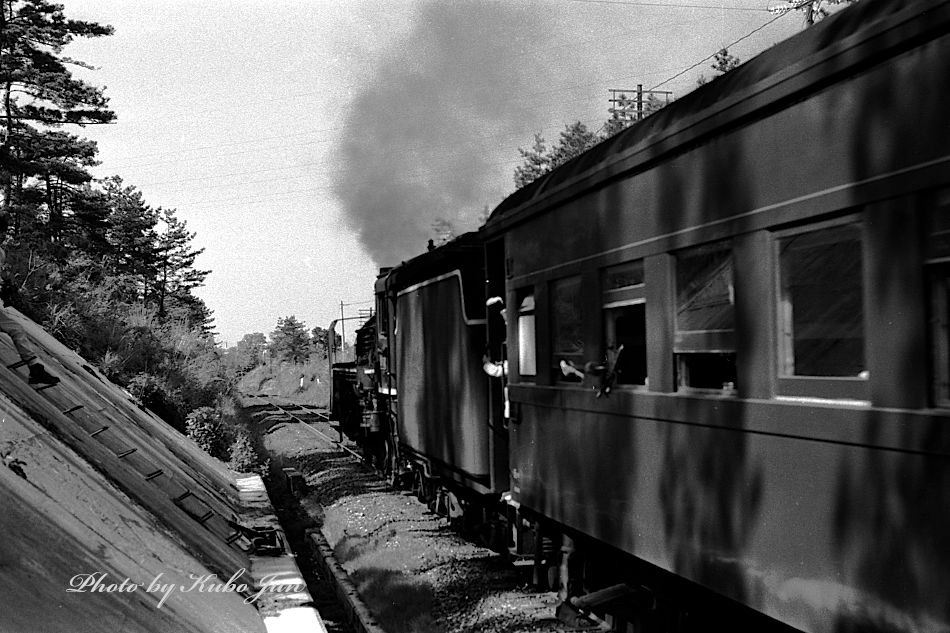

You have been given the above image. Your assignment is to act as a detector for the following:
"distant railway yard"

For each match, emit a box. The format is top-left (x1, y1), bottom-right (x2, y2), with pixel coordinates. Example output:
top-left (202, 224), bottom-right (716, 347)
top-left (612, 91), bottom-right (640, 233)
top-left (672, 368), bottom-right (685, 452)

top-left (244, 394), bottom-right (578, 633)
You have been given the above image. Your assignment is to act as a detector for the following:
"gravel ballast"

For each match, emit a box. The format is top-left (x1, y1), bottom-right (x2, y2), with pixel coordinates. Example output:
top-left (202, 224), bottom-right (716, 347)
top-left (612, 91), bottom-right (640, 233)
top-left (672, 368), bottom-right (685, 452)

top-left (255, 408), bottom-right (584, 633)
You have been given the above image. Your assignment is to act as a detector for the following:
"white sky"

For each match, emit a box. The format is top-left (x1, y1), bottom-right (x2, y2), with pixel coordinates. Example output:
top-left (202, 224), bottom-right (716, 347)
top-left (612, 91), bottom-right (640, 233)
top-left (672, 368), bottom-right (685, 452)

top-left (59, 0), bottom-right (801, 346)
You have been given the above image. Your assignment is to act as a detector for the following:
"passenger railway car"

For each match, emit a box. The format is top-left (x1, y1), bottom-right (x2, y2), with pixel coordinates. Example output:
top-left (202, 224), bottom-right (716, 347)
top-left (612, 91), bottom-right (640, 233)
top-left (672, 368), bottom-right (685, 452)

top-left (482, 0), bottom-right (950, 630)
top-left (332, 0), bottom-right (950, 630)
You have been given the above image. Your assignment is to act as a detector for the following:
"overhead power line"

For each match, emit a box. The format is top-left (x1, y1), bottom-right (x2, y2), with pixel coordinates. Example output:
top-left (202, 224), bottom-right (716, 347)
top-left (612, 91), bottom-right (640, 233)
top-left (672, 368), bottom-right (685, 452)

top-left (568, 0), bottom-right (769, 10)
top-left (87, 6), bottom-right (805, 213)
top-left (649, 8), bottom-right (794, 89)
top-left (99, 10), bottom-right (780, 168)
top-left (147, 154), bottom-right (537, 209)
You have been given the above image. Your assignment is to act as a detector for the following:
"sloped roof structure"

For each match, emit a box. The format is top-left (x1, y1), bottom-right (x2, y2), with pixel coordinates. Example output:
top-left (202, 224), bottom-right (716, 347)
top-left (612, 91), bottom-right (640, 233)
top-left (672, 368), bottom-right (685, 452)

top-left (0, 308), bottom-right (325, 633)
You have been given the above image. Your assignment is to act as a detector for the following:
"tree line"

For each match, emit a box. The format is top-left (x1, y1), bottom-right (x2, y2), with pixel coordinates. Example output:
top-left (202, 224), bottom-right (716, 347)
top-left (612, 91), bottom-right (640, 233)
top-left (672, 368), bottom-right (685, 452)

top-left (512, 49), bottom-right (739, 190)
top-left (509, 0), bottom-right (854, 191)
top-left (1, 0), bottom-right (221, 431)
top-left (225, 316), bottom-right (342, 376)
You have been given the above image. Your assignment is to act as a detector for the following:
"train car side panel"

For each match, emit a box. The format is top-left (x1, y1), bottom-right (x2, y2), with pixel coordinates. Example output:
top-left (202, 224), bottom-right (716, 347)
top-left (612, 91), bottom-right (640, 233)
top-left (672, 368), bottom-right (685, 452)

top-left (509, 388), bottom-right (950, 632)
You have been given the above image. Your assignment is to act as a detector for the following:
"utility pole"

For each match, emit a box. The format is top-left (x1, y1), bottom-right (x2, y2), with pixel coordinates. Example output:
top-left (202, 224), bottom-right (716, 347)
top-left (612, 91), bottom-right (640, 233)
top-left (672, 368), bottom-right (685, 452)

top-left (335, 299), bottom-right (374, 363)
top-left (609, 85), bottom-right (674, 122)
top-left (340, 301), bottom-right (346, 362)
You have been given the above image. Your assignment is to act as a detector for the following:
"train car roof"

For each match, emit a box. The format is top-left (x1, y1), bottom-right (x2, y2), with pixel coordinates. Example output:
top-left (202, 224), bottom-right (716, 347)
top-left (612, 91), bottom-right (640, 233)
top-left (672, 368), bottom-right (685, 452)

top-left (375, 230), bottom-right (484, 294)
top-left (484, 0), bottom-right (939, 233)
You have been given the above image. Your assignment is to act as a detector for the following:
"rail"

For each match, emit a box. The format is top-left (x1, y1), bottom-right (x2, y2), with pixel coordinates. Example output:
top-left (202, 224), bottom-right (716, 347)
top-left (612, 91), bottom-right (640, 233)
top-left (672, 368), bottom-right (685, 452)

top-left (241, 393), bottom-right (367, 463)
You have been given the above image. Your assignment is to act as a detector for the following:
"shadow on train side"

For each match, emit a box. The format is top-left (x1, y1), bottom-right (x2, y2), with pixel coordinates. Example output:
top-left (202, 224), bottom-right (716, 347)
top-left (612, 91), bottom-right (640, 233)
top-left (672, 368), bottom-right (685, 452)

top-left (496, 1), bottom-right (950, 629)
top-left (651, 135), bottom-right (764, 612)
top-left (829, 29), bottom-right (950, 632)
top-left (422, 308), bottom-right (469, 474)
top-left (657, 402), bottom-right (764, 609)
top-left (398, 267), bottom-right (491, 492)
top-left (832, 409), bottom-right (950, 633)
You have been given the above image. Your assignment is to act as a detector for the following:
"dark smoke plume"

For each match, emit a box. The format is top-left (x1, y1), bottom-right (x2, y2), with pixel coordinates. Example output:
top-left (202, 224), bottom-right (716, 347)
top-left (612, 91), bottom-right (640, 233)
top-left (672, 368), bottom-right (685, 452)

top-left (333, 3), bottom-right (556, 267)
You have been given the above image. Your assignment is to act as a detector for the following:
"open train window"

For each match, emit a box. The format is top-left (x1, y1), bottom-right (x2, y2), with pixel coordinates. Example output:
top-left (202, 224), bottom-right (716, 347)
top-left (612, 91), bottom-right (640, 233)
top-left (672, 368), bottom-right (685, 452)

top-left (776, 218), bottom-right (867, 400)
top-left (517, 292), bottom-right (536, 379)
top-left (926, 191), bottom-right (950, 407)
top-left (552, 276), bottom-right (585, 381)
top-left (602, 260), bottom-right (647, 386)
top-left (674, 241), bottom-right (736, 391)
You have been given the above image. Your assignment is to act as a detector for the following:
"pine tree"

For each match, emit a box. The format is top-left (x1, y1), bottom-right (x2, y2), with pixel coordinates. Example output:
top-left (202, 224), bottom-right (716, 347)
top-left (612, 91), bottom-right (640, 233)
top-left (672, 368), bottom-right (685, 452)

top-left (231, 332), bottom-right (267, 373)
top-left (513, 123), bottom-right (598, 189)
top-left (0, 0), bottom-right (115, 224)
top-left (711, 49), bottom-right (740, 74)
top-left (19, 129), bottom-right (101, 239)
top-left (153, 207), bottom-right (209, 320)
top-left (66, 185), bottom-right (112, 257)
top-left (270, 316), bottom-right (311, 364)
top-left (103, 176), bottom-right (159, 301)
top-left (513, 133), bottom-right (550, 189)
top-left (697, 48), bottom-right (741, 86)
top-left (549, 122), bottom-right (596, 168)
top-left (602, 93), bottom-right (637, 139)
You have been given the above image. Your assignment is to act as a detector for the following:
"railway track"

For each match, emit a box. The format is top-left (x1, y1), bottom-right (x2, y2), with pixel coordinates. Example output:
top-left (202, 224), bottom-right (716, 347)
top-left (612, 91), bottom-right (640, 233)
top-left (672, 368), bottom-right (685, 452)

top-left (241, 391), bottom-right (590, 633)
top-left (243, 394), bottom-right (771, 632)
top-left (241, 392), bottom-right (367, 463)
top-left (241, 392), bottom-right (378, 633)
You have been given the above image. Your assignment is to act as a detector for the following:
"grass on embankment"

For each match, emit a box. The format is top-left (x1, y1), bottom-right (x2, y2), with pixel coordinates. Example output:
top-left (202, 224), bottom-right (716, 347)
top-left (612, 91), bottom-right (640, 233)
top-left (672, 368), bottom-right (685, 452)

top-left (237, 357), bottom-right (331, 405)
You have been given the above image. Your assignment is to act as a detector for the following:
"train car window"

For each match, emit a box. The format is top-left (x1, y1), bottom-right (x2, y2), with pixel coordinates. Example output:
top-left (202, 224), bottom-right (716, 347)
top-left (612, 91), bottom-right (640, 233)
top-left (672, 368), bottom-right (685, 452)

top-left (602, 261), bottom-right (647, 386)
top-left (517, 293), bottom-right (536, 378)
top-left (674, 241), bottom-right (736, 391)
top-left (927, 189), bottom-right (950, 264)
top-left (926, 191), bottom-right (950, 406)
top-left (604, 259), bottom-right (644, 292)
top-left (931, 268), bottom-right (950, 406)
top-left (778, 222), bottom-right (865, 379)
top-left (552, 276), bottom-right (585, 380)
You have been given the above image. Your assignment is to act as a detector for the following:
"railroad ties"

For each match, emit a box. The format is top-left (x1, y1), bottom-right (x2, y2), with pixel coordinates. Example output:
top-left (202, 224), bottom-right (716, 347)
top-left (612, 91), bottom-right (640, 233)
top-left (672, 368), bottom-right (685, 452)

top-left (243, 392), bottom-right (365, 462)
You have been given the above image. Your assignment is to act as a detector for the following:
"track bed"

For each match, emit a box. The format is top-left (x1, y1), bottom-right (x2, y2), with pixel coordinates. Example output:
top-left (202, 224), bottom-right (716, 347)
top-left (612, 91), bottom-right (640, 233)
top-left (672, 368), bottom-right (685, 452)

top-left (247, 397), bottom-right (581, 633)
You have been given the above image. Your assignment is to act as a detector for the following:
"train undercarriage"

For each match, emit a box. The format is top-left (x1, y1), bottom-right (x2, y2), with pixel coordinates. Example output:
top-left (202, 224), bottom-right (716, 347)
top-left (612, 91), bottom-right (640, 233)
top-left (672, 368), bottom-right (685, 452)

top-left (378, 449), bottom-right (792, 633)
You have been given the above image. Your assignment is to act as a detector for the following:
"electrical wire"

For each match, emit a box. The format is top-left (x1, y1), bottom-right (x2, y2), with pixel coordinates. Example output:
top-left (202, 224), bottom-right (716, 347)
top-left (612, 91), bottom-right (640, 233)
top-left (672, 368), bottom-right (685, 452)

top-left (649, 1), bottom-right (806, 89)
top-left (89, 5), bottom-right (811, 210)
top-left (96, 6), bottom-right (785, 169)
top-left (567, 0), bottom-right (768, 11)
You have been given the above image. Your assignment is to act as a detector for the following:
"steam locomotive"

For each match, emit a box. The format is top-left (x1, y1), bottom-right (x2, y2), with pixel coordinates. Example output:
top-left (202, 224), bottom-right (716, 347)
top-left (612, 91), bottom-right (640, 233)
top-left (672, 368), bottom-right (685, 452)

top-left (330, 1), bottom-right (950, 630)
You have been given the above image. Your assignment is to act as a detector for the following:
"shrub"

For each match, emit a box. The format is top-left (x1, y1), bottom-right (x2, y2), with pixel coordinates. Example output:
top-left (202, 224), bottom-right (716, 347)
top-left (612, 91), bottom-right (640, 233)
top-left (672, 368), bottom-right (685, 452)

top-left (227, 430), bottom-right (269, 477)
top-left (185, 406), bottom-right (229, 460)
top-left (127, 372), bottom-right (185, 431)
top-left (227, 430), bottom-right (255, 471)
